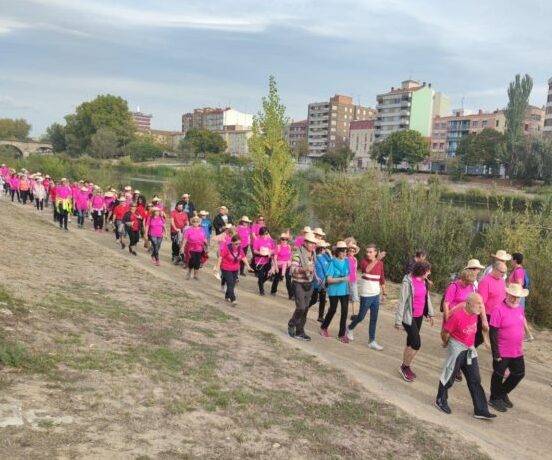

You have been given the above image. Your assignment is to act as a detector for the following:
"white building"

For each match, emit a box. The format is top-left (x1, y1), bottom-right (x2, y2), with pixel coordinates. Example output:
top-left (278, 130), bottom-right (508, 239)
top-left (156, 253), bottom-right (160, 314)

top-left (349, 120), bottom-right (376, 169)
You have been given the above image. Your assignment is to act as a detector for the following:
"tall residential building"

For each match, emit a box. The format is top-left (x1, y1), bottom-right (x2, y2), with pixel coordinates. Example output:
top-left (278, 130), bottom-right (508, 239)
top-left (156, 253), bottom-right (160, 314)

top-left (307, 95), bottom-right (375, 158)
top-left (214, 125), bottom-right (253, 157)
top-left (349, 120), bottom-right (376, 169)
top-left (131, 110), bottom-right (152, 132)
top-left (545, 77), bottom-right (552, 139)
top-left (375, 80), bottom-right (448, 141)
top-left (181, 107), bottom-right (253, 134)
top-left (285, 120), bottom-right (308, 154)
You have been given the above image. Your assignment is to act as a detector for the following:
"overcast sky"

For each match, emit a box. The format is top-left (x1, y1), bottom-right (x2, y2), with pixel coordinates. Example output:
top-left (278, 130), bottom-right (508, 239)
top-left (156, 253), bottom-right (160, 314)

top-left (1, 0), bottom-right (551, 136)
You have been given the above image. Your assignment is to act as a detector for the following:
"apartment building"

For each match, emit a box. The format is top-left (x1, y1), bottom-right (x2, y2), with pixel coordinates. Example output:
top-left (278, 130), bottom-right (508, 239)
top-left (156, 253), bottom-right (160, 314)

top-left (307, 94), bottom-right (375, 158)
top-left (375, 80), bottom-right (449, 141)
top-left (349, 120), bottom-right (376, 169)
top-left (214, 125), bottom-right (252, 157)
top-left (181, 107), bottom-right (253, 134)
top-left (285, 119), bottom-right (308, 154)
top-left (131, 110), bottom-right (153, 132)
top-left (545, 77), bottom-right (552, 139)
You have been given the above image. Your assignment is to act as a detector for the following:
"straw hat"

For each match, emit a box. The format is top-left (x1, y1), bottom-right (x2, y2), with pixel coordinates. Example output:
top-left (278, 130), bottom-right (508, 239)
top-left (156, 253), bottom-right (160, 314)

top-left (191, 216), bottom-right (201, 223)
top-left (124, 185), bottom-right (132, 191)
top-left (104, 191), bottom-right (114, 198)
top-left (259, 247), bottom-right (272, 257)
top-left (199, 210), bottom-right (209, 216)
top-left (152, 196), bottom-right (160, 202)
top-left (335, 241), bottom-right (348, 250)
top-left (133, 189), bottom-right (140, 194)
top-left (491, 250), bottom-right (512, 261)
top-left (464, 259), bottom-right (485, 270)
top-left (220, 205), bottom-right (228, 211)
top-left (317, 240), bottom-right (331, 248)
top-left (36, 177), bottom-right (44, 182)
top-left (313, 227), bottom-right (326, 237)
top-left (240, 215), bottom-right (252, 223)
top-left (303, 232), bottom-right (318, 244)
top-left (45, 175), bottom-right (50, 179)
top-left (61, 177), bottom-right (67, 182)
top-left (80, 186), bottom-right (88, 192)
top-left (347, 243), bottom-right (360, 255)
top-left (506, 284), bottom-right (529, 298)
top-left (302, 226), bottom-right (312, 234)
top-left (182, 193), bottom-right (190, 198)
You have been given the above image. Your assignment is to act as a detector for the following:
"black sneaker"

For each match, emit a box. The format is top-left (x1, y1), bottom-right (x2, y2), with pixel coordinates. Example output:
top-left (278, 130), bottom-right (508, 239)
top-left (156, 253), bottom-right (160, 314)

top-left (295, 333), bottom-right (311, 341)
top-left (288, 325), bottom-right (296, 338)
top-left (502, 394), bottom-right (514, 409)
top-left (474, 412), bottom-right (497, 420)
top-left (435, 399), bottom-right (451, 414)
top-left (488, 398), bottom-right (507, 412)
top-left (317, 317), bottom-right (324, 323)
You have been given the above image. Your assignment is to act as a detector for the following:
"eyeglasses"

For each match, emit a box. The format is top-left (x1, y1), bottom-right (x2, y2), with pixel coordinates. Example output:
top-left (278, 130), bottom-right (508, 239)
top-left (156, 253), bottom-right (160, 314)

top-left (280, 238), bottom-right (289, 241)
top-left (258, 218), bottom-right (264, 221)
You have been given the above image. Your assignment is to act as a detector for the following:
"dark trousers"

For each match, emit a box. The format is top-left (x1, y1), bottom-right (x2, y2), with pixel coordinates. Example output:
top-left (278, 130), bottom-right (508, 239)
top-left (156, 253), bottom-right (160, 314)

top-left (490, 356), bottom-right (525, 400)
top-left (221, 269), bottom-right (238, 302)
top-left (76, 209), bottom-right (86, 226)
top-left (35, 198), bottom-right (44, 211)
top-left (20, 190), bottom-right (29, 204)
top-left (58, 205), bottom-right (68, 229)
top-left (240, 246), bottom-right (248, 275)
top-left (270, 266), bottom-right (293, 297)
top-left (10, 189), bottom-right (20, 202)
top-left (475, 314), bottom-right (490, 348)
top-left (288, 282), bottom-right (315, 335)
top-left (188, 251), bottom-right (202, 270)
top-left (437, 351), bottom-right (489, 416)
top-left (170, 232), bottom-right (181, 258)
top-left (128, 229), bottom-right (140, 247)
top-left (349, 295), bottom-right (381, 342)
top-left (256, 263), bottom-right (270, 294)
top-left (403, 316), bottom-right (423, 350)
top-left (92, 211), bottom-right (103, 230)
top-left (309, 287), bottom-right (327, 319)
top-left (321, 295), bottom-right (349, 337)
top-left (53, 203), bottom-right (59, 221)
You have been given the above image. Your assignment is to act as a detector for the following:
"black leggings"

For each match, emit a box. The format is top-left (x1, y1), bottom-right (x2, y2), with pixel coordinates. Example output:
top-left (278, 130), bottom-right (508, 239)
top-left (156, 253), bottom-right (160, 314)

top-left (256, 263), bottom-right (271, 294)
top-left (240, 246), bottom-right (249, 274)
top-left (20, 190), bottom-right (29, 204)
top-left (221, 269), bottom-right (238, 302)
top-left (402, 316), bottom-right (423, 350)
top-left (270, 266), bottom-right (293, 297)
top-left (10, 189), bottom-right (20, 202)
top-left (128, 229), bottom-right (140, 247)
top-left (58, 204), bottom-right (68, 229)
top-left (321, 295), bottom-right (349, 337)
top-left (309, 287), bottom-right (327, 319)
top-left (188, 251), bottom-right (202, 270)
top-left (92, 211), bottom-right (103, 230)
top-left (35, 198), bottom-right (44, 211)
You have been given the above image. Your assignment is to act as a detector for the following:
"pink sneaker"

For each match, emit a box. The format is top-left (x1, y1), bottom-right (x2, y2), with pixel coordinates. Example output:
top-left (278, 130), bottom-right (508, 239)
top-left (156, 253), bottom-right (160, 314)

top-left (320, 328), bottom-right (329, 337)
top-left (151, 256), bottom-right (156, 264)
top-left (399, 365), bottom-right (415, 382)
top-left (155, 259), bottom-right (160, 266)
top-left (337, 336), bottom-right (350, 344)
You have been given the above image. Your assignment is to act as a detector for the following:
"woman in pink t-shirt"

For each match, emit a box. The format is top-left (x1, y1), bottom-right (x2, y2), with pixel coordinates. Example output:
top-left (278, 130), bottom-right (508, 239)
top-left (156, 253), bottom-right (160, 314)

top-left (145, 207), bottom-right (166, 266)
top-left (213, 234), bottom-right (251, 306)
top-left (90, 189), bottom-right (106, 232)
top-left (182, 216), bottom-right (207, 280)
top-left (75, 186), bottom-right (90, 229)
top-left (442, 269), bottom-right (477, 322)
top-left (236, 216), bottom-right (252, 276)
top-left (395, 261), bottom-right (435, 382)
top-left (252, 227), bottom-right (275, 296)
top-left (270, 233), bottom-right (293, 298)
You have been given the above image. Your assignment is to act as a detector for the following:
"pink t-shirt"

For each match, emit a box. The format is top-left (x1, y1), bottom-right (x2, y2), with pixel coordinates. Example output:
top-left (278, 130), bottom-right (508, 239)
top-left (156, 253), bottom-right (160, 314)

top-left (56, 185), bottom-right (72, 199)
top-left (237, 225), bottom-right (251, 249)
top-left (411, 277), bottom-right (427, 318)
top-left (184, 226), bottom-right (206, 252)
top-left (477, 275), bottom-right (506, 317)
top-left (490, 302), bottom-right (525, 358)
top-left (253, 236), bottom-right (274, 264)
top-left (444, 307), bottom-right (478, 347)
top-left (10, 177), bottom-right (20, 190)
top-left (91, 196), bottom-right (104, 210)
top-left (75, 191), bottom-right (89, 211)
top-left (148, 216), bottom-right (165, 238)
top-left (251, 223), bottom-right (265, 239)
top-left (220, 245), bottom-right (245, 271)
top-left (347, 256), bottom-right (358, 283)
top-left (508, 266), bottom-right (526, 286)
top-left (444, 280), bottom-right (476, 308)
top-left (275, 244), bottom-right (292, 268)
top-left (293, 236), bottom-right (304, 249)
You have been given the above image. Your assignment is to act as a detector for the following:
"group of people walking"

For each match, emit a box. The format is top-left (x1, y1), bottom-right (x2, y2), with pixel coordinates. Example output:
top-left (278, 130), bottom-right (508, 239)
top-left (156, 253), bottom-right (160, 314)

top-left (1, 163), bottom-right (534, 421)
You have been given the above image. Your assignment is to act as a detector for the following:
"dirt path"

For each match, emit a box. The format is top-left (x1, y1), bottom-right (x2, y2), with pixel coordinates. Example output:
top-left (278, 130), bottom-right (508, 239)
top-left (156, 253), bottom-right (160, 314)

top-left (2, 199), bottom-right (552, 459)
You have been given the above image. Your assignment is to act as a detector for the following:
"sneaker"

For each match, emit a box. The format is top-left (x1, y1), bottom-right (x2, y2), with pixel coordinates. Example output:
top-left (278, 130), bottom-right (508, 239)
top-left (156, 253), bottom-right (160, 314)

top-left (270, 292), bottom-right (276, 296)
top-left (155, 259), bottom-right (160, 266)
top-left (473, 412), bottom-right (497, 420)
top-left (295, 333), bottom-right (311, 341)
top-left (337, 336), bottom-right (350, 344)
top-left (524, 335), bottom-right (535, 342)
top-left (435, 399), bottom-right (451, 414)
top-left (367, 341), bottom-right (384, 351)
top-left (488, 398), bottom-right (508, 412)
top-left (288, 324), bottom-right (296, 338)
top-left (151, 256), bottom-right (156, 264)
top-left (410, 368), bottom-right (417, 379)
top-left (501, 394), bottom-right (514, 409)
top-left (317, 317), bottom-right (324, 323)
top-left (345, 327), bottom-right (354, 341)
top-left (319, 328), bottom-right (329, 338)
top-left (185, 272), bottom-right (191, 280)
top-left (193, 276), bottom-right (199, 281)
top-left (230, 301), bottom-right (238, 307)
top-left (399, 365), bottom-right (415, 382)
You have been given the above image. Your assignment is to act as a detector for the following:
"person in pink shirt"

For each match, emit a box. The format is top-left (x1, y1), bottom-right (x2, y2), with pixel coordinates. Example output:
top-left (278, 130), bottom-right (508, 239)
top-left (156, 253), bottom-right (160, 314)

top-left (55, 178), bottom-right (73, 231)
top-left (9, 173), bottom-right (20, 203)
top-left (476, 261), bottom-right (507, 348)
top-left (346, 243), bottom-right (360, 322)
top-left (270, 233), bottom-right (293, 298)
top-left (250, 215), bottom-right (266, 245)
top-left (442, 269), bottom-right (477, 322)
top-left (252, 227), bottom-right (275, 296)
top-left (90, 188), bottom-right (106, 232)
top-left (145, 207), bottom-right (166, 266)
top-left (213, 234), bottom-right (252, 306)
top-left (182, 216), bottom-right (207, 280)
top-left (74, 186), bottom-right (90, 229)
top-left (488, 284), bottom-right (529, 413)
top-left (435, 293), bottom-right (496, 420)
top-left (236, 216), bottom-right (252, 276)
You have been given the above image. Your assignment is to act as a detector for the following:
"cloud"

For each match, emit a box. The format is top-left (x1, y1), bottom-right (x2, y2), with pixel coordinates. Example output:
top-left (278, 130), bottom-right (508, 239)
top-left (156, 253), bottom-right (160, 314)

top-left (0, 95), bottom-right (33, 110)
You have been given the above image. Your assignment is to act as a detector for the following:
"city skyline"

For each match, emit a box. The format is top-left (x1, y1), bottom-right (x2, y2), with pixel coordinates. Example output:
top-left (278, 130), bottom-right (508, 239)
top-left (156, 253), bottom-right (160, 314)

top-left (1, 0), bottom-right (551, 136)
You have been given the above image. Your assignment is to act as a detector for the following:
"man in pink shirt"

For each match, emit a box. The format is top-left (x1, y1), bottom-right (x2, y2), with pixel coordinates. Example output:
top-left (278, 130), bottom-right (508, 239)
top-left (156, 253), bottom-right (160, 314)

top-left (488, 284), bottom-right (529, 413)
top-left (475, 261), bottom-right (507, 347)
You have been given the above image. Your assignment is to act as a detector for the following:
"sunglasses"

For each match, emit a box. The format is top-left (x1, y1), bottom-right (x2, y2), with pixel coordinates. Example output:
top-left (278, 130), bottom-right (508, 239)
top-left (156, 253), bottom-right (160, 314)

top-left (280, 238), bottom-right (289, 241)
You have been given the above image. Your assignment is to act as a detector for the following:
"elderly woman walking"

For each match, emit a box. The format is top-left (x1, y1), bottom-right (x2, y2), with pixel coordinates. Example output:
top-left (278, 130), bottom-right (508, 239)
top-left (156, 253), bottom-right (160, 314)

top-left (182, 216), bottom-right (208, 280)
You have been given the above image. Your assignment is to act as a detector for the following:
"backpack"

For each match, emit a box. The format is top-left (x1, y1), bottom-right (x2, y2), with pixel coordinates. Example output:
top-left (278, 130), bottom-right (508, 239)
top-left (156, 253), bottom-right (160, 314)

top-left (524, 269), bottom-right (531, 289)
top-left (439, 280), bottom-right (457, 313)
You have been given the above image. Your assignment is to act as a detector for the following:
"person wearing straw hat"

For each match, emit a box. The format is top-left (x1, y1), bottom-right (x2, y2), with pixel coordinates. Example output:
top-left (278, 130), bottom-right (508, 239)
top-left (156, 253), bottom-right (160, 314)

top-left (213, 234), bottom-right (252, 306)
top-left (320, 241), bottom-right (352, 343)
top-left (213, 206), bottom-right (233, 235)
top-left (90, 188), bottom-right (106, 232)
top-left (182, 216), bottom-right (208, 279)
top-left (74, 186), bottom-right (90, 229)
top-left (435, 293), bottom-right (496, 420)
top-left (476, 261), bottom-right (507, 348)
top-left (170, 203), bottom-right (189, 264)
top-left (236, 216), bottom-right (252, 276)
top-left (346, 243), bottom-right (360, 323)
top-left (488, 283), bottom-right (529, 413)
top-left (271, 233), bottom-right (294, 298)
top-left (199, 210), bottom-right (213, 245)
top-left (313, 227), bottom-right (326, 240)
top-left (482, 250), bottom-right (512, 280)
top-left (508, 253), bottom-right (534, 341)
top-left (112, 196), bottom-right (129, 247)
top-left (55, 178), bottom-right (73, 231)
top-left (145, 206), bottom-right (166, 266)
top-left (293, 226), bottom-right (312, 250)
top-left (32, 176), bottom-right (46, 212)
top-left (252, 227), bottom-right (275, 296)
top-left (309, 239), bottom-right (332, 322)
top-left (176, 193), bottom-right (195, 220)
top-left (287, 232), bottom-right (318, 340)
top-left (464, 259), bottom-right (485, 288)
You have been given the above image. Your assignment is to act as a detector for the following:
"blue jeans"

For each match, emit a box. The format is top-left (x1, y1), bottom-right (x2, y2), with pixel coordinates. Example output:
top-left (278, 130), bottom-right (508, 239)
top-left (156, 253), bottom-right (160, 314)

top-left (348, 295), bottom-right (380, 342)
top-left (150, 236), bottom-right (163, 260)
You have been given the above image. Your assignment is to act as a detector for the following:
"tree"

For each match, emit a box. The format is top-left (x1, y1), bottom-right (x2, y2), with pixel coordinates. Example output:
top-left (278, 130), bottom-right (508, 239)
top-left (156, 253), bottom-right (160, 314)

top-left (0, 118), bottom-right (31, 140)
top-left (45, 123), bottom-right (66, 152)
top-left (456, 128), bottom-right (506, 175)
top-left (178, 128), bottom-right (227, 157)
top-left (318, 146), bottom-right (355, 171)
top-left (370, 130), bottom-right (429, 168)
top-left (503, 74), bottom-right (533, 178)
top-left (248, 76), bottom-right (298, 230)
top-left (64, 94), bottom-right (136, 156)
top-left (515, 136), bottom-right (552, 185)
top-left (90, 127), bottom-right (119, 159)
top-left (128, 136), bottom-right (164, 162)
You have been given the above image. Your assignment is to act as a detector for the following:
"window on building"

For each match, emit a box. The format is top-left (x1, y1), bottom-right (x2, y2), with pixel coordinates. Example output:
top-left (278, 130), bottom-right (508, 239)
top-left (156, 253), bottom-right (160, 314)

top-left (482, 120), bottom-right (488, 127)
top-left (496, 120), bottom-right (500, 128)
top-left (472, 121), bottom-right (479, 128)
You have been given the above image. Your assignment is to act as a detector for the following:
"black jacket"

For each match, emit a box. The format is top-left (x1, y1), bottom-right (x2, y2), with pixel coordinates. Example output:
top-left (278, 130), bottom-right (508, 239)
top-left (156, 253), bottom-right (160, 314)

top-left (213, 213), bottom-right (233, 235)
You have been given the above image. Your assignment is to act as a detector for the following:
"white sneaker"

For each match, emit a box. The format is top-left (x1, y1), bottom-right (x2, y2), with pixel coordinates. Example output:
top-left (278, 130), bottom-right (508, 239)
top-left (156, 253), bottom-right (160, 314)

top-left (345, 327), bottom-right (354, 341)
top-left (368, 341), bottom-right (384, 351)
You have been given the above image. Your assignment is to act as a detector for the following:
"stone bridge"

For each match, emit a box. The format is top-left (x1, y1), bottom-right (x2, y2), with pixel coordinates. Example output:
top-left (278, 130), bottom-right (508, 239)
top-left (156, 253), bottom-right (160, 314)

top-left (0, 140), bottom-right (54, 158)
